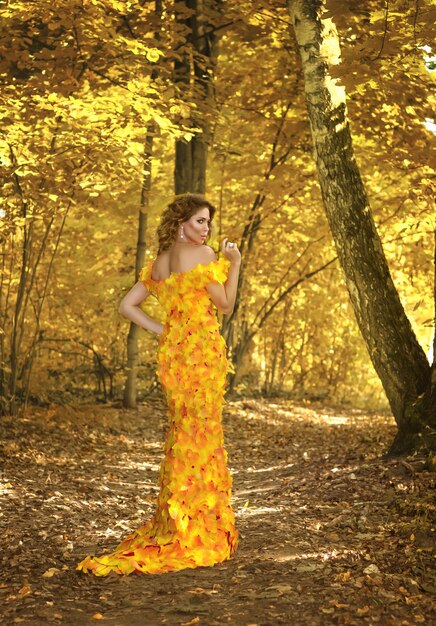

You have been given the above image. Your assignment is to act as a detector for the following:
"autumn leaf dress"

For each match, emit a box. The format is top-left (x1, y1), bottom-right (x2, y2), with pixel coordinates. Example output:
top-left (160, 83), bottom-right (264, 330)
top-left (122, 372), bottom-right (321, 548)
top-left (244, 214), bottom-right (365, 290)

top-left (77, 255), bottom-right (239, 576)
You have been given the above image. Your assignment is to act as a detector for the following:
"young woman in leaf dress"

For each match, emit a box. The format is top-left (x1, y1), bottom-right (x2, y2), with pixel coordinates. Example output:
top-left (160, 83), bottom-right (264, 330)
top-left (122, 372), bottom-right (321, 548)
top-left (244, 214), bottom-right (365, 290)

top-left (77, 193), bottom-right (241, 576)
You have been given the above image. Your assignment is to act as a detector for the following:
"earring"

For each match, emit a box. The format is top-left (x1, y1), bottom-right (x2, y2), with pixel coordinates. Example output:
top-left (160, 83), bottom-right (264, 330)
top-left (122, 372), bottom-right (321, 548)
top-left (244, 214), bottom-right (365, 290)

top-left (180, 225), bottom-right (184, 240)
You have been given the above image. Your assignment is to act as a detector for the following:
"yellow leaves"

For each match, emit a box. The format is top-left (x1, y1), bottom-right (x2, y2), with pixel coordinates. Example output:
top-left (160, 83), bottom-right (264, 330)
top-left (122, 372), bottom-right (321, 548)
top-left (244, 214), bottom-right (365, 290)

top-left (328, 599), bottom-right (350, 609)
top-left (205, 492), bottom-right (218, 508)
top-left (404, 594), bottom-right (423, 606)
top-left (127, 141), bottom-right (144, 155)
top-left (368, 10), bottom-right (388, 25)
top-left (168, 499), bottom-right (189, 533)
top-left (0, 479), bottom-right (13, 493)
top-left (356, 605), bottom-right (371, 615)
top-left (18, 584), bottom-right (32, 597)
top-left (181, 616), bottom-right (201, 625)
top-left (191, 534), bottom-right (204, 549)
top-left (170, 104), bottom-right (191, 119)
top-left (13, 168), bottom-right (34, 178)
top-left (42, 567), bottom-right (61, 578)
top-left (146, 49), bottom-right (163, 63)
top-left (108, 0), bottom-right (130, 11)
top-left (153, 112), bottom-right (176, 131)
top-left (46, 92), bottom-right (58, 103)
top-left (127, 155), bottom-right (141, 167)
top-left (321, 597), bottom-right (352, 615)
top-left (363, 563), bottom-right (381, 575)
top-left (335, 570), bottom-right (351, 582)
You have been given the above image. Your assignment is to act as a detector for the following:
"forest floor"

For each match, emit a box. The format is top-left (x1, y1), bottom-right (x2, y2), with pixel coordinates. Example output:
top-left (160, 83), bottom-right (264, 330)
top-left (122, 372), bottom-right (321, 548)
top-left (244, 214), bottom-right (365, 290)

top-left (0, 396), bottom-right (434, 626)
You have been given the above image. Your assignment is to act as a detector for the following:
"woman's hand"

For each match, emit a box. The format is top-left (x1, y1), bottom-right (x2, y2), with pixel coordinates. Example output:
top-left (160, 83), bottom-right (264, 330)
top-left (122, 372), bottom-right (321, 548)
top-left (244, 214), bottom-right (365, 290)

top-left (221, 237), bottom-right (241, 265)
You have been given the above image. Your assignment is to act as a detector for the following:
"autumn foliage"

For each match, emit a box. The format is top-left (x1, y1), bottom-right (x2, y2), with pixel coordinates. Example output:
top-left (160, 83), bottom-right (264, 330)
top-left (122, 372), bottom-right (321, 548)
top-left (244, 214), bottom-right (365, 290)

top-left (0, 0), bottom-right (434, 419)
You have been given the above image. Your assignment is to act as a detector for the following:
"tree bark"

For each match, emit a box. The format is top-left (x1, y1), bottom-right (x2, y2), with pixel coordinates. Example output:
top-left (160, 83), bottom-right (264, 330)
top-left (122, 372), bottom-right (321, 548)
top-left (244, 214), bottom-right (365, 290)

top-left (287, 0), bottom-right (435, 456)
top-left (123, 133), bottom-right (154, 409)
top-left (174, 0), bottom-right (222, 193)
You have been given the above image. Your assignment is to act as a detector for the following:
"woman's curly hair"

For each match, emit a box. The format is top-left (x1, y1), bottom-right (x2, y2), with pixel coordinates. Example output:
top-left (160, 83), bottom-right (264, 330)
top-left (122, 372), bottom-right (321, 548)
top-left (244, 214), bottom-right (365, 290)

top-left (156, 193), bottom-right (217, 254)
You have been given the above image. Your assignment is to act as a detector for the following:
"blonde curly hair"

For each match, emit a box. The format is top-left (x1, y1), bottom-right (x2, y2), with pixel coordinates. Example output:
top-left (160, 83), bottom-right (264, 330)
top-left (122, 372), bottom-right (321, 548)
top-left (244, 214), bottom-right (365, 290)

top-left (156, 193), bottom-right (217, 254)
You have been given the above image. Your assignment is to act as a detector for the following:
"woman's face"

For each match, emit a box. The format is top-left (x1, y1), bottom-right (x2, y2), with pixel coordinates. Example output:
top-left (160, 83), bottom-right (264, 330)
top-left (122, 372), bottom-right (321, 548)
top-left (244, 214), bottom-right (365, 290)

top-left (181, 208), bottom-right (211, 245)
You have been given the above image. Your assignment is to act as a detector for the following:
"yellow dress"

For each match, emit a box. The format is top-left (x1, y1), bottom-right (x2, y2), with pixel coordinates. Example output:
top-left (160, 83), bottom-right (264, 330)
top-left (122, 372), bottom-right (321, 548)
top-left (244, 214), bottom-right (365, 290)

top-left (77, 255), bottom-right (238, 575)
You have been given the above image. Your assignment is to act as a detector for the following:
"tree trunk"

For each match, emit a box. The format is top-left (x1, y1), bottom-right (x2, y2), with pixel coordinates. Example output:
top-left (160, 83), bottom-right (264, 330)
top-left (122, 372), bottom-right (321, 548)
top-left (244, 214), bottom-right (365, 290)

top-left (174, 0), bottom-right (222, 193)
top-left (123, 133), bottom-right (154, 409)
top-left (287, 0), bottom-right (435, 456)
top-left (123, 0), bottom-right (162, 409)
top-left (175, 133), bottom-right (207, 195)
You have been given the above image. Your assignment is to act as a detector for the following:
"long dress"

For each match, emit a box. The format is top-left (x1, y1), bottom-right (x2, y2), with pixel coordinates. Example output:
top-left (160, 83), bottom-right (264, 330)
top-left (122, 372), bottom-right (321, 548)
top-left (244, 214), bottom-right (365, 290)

top-left (77, 255), bottom-right (239, 575)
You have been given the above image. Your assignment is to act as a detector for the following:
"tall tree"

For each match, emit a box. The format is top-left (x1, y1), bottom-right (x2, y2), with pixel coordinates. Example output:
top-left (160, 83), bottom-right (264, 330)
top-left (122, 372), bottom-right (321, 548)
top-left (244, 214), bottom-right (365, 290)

top-left (123, 133), bottom-right (155, 409)
top-left (287, 0), bottom-right (435, 456)
top-left (123, 0), bottom-right (163, 409)
top-left (174, 0), bottom-right (224, 193)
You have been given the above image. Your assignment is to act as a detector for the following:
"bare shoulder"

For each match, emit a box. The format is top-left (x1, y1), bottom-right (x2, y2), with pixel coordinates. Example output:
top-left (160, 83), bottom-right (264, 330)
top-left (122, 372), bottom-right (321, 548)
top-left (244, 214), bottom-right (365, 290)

top-left (155, 250), bottom-right (169, 264)
top-left (152, 250), bottom-right (169, 273)
top-left (198, 245), bottom-right (217, 264)
top-left (155, 244), bottom-right (219, 278)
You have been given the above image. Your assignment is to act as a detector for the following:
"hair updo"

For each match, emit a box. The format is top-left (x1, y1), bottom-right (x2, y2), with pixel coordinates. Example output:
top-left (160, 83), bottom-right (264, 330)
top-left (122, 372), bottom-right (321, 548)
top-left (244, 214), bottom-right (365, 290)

top-left (156, 193), bottom-right (217, 254)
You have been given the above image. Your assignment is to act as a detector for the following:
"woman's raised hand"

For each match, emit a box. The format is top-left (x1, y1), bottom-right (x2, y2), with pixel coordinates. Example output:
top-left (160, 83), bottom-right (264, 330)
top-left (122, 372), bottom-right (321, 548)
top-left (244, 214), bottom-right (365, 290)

top-left (221, 237), bottom-right (241, 265)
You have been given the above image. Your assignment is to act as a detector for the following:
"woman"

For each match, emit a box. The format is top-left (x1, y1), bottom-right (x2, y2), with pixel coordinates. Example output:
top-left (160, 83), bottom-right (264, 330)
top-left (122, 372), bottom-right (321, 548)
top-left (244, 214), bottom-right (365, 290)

top-left (77, 193), bottom-right (241, 575)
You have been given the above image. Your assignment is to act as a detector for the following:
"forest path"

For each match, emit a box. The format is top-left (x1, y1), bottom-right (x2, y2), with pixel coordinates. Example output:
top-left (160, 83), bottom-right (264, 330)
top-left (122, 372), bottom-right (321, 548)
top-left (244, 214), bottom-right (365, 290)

top-left (0, 398), bottom-right (434, 626)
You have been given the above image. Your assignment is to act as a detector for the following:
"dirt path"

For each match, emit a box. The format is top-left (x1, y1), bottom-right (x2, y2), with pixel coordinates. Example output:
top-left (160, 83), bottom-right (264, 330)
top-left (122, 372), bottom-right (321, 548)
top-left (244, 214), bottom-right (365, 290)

top-left (0, 398), bottom-right (434, 625)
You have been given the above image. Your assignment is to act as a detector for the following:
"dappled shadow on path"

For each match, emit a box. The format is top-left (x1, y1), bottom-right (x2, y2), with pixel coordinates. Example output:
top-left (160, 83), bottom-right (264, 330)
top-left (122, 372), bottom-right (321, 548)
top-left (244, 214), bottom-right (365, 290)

top-left (0, 398), bottom-right (434, 625)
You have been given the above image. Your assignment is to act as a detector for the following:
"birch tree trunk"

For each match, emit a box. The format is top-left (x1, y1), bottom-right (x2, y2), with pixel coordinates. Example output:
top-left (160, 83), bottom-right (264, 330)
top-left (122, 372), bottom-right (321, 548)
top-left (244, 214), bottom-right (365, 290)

top-left (287, 0), bottom-right (435, 456)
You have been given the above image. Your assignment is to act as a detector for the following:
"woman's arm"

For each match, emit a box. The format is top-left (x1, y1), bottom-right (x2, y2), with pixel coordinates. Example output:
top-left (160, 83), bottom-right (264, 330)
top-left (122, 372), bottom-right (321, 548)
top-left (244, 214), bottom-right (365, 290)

top-left (119, 282), bottom-right (164, 335)
top-left (221, 259), bottom-right (241, 315)
top-left (206, 260), bottom-right (241, 315)
top-left (204, 238), bottom-right (241, 315)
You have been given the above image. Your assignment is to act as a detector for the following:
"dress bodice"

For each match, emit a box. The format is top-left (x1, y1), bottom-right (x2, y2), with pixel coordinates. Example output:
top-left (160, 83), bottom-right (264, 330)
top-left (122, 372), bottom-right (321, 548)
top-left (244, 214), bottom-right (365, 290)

top-left (139, 256), bottom-right (231, 321)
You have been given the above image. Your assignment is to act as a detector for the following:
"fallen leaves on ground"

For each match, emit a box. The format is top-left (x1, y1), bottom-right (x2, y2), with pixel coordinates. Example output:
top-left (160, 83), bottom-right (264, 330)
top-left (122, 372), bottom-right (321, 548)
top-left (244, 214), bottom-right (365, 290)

top-left (0, 396), bottom-right (434, 625)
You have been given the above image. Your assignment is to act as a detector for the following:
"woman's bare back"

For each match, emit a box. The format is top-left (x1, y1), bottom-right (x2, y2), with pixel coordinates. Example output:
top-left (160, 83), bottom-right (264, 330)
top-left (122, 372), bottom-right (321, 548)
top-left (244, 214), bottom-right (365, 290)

top-left (151, 243), bottom-right (216, 281)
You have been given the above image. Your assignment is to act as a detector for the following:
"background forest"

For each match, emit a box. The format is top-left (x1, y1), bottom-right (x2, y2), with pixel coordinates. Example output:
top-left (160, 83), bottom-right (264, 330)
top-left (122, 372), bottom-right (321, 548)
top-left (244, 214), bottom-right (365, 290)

top-left (1, 0), bottom-right (434, 415)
